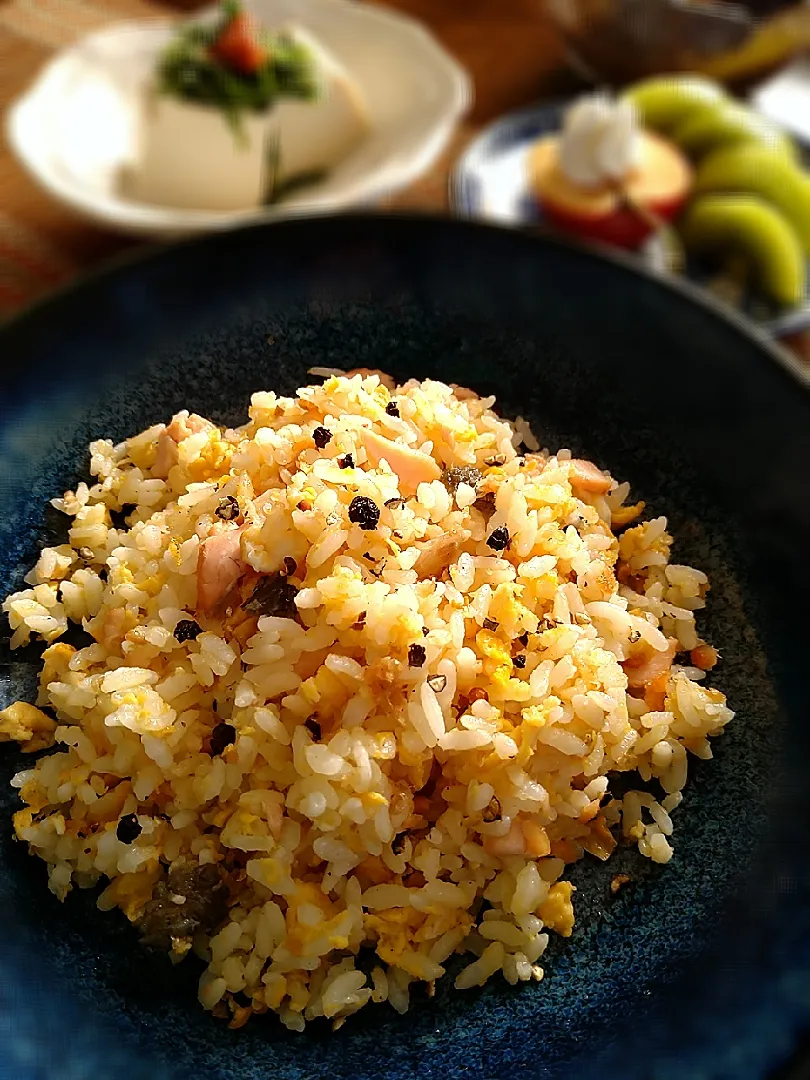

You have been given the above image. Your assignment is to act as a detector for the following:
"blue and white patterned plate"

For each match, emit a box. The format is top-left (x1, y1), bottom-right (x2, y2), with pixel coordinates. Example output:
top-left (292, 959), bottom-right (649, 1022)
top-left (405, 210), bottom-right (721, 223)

top-left (451, 100), bottom-right (810, 338)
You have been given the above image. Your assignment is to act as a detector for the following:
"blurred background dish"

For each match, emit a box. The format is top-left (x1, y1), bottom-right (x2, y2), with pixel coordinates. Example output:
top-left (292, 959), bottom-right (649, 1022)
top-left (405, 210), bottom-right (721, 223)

top-left (546, 0), bottom-right (810, 88)
top-left (450, 96), bottom-right (810, 337)
top-left (6, 0), bottom-right (470, 237)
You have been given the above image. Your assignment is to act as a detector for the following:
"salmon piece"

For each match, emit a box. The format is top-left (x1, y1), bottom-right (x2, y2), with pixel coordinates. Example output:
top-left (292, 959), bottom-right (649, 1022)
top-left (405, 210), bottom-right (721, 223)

top-left (690, 644), bottom-right (719, 671)
top-left (166, 412), bottom-right (215, 442)
top-left (483, 818), bottom-right (526, 857)
top-left (359, 429), bottom-right (441, 494)
top-left (347, 368), bottom-right (396, 392)
top-left (153, 412), bottom-right (216, 478)
top-left (450, 384), bottom-right (479, 402)
top-left (413, 529), bottom-right (468, 578)
top-left (153, 433), bottom-right (178, 478)
top-left (624, 638), bottom-right (677, 689)
top-left (644, 670), bottom-right (669, 711)
top-left (94, 606), bottom-right (132, 651)
top-left (568, 459), bottom-right (612, 494)
top-left (196, 527), bottom-right (245, 614)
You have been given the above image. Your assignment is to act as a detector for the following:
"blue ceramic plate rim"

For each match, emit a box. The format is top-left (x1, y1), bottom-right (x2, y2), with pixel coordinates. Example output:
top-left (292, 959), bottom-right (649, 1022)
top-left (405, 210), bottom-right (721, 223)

top-left (449, 100), bottom-right (810, 339)
top-left (1, 213), bottom-right (809, 1080)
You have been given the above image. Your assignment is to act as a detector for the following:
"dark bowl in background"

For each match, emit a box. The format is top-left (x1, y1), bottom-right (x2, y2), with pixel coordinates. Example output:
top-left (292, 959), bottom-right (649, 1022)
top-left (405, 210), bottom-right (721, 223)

top-left (1, 214), bottom-right (809, 1080)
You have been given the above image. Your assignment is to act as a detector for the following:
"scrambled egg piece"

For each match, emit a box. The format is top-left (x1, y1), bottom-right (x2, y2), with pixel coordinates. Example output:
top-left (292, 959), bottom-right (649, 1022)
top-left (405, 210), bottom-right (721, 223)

top-left (476, 629), bottom-right (512, 690)
top-left (0, 701), bottom-right (57, 752)
top-left (364, 907), bottom-right (427, 969)
top-left (538, 881), bottom-right (576, 938)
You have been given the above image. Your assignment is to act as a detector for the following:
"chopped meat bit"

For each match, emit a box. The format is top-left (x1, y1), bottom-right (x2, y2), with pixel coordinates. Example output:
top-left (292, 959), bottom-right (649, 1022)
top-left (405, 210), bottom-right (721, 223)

top-left (215, 495), bottom-right (239, 521)
top-left (209, 722), bottom-right (236, 756)
top-left (137, 863), bottom-right (228, 951)
top-left (442, 466), bottom-right (482, 494)
top-left (473, 492), bottom-right (496, 520)
top-left (408, 643), bottom-right (427, 668)
top-left (359, 429), bottom-right (441, 494)
top-left (483, 818), bottom-right (526, 856)
top-left (468, 687), bottom-right (488, 704)
top-left (385, 401), bottom-right (400, 417)
top-left (116, 814), bottom-right (142, 844)
top-left (153, 433), bottom-right (179, 478)
top-left (305, 718), bottom-right (322, 740)
top-left (690, 644), bottom-right (719, 671)
top-left (153, 412), bottom-right (216, 479)
top-left (413, 530), bottom-right (467, 579)
top-left (243, 572), bottom-right (298, 618)
top-left (197, 527), bottom-right (245, 614)
top-left (450, 384), bottom-right (478, 401)
top-left (348, 496), bottom-right (380, 531)
top-left (610, 873), bottom-right (631, 896)
top-left (568, 459), bottom-right (612, 494)
top-left (312, 426), bottom-right (333, 449)
top-left (623, 638), bottom-right (678, 689)
top-left (0, 701), bottom-right (57, 753)
top-left (173, 618), bottom-right (202, 643)
top-left (486, 526), bottom-right (511, 552)
top-left (483, 618), bottom-right (499, 631)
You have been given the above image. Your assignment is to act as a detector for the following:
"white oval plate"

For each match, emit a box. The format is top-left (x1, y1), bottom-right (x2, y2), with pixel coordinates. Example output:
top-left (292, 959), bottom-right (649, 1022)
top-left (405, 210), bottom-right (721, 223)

top-left (7, 0), bottom-right (471, 238)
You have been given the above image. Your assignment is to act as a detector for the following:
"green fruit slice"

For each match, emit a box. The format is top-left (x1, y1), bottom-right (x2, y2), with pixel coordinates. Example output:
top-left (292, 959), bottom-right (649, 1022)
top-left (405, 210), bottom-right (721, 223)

top-left (622, 76), bottom-right (727, 134)
top-left (672, 102), bottom-right (796, 162)
top-left (680, 194), bottom-right (806, 308)
top-left (694, 143), bottom-right (810, 253)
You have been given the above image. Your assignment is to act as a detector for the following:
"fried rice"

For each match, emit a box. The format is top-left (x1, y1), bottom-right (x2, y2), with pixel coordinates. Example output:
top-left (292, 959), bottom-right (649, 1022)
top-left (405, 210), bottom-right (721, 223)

top-left (0, 372), bottom-right (733, 1030)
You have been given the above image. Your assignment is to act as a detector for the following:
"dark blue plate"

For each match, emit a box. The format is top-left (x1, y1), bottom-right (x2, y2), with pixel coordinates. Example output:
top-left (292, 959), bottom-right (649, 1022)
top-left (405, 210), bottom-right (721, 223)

top-left (1, 215), bottom-right (809, 1080)
top-left (450, 101), bottom-right (810, 339)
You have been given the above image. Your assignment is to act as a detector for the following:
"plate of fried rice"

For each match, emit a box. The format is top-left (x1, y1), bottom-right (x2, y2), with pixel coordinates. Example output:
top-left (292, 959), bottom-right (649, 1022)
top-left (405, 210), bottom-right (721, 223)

top-left (1, 215), bottom-right (809, 1080)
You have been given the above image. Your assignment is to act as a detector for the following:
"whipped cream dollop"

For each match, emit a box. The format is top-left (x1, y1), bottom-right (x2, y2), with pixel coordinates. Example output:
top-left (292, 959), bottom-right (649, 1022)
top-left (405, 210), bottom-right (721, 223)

top-left (557, 93), bottom-right (641, 188)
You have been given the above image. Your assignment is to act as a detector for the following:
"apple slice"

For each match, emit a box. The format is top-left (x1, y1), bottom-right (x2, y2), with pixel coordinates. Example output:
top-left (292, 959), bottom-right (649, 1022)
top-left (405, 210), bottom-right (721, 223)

top-left (527, 132), bottom-right (692, 249)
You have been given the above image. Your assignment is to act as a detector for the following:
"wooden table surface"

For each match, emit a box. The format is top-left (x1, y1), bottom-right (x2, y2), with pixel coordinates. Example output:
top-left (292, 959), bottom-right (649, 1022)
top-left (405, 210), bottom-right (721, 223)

top-left (1, 0), bottom-right (809, 361)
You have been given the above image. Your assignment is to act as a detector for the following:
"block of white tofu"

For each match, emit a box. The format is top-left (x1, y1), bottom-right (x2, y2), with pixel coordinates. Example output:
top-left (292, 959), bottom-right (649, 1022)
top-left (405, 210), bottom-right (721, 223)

top-left (129, 27), bottom-right (371, 211)
top-left (269, 26), bottom-right (371, 183)
top-left (129, 92), bottom-right (269, 211)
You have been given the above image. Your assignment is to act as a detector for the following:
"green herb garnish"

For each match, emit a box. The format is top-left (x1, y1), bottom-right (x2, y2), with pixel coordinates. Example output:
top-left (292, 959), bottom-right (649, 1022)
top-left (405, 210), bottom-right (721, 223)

top-left (156, 1), bottom-right (319, 138)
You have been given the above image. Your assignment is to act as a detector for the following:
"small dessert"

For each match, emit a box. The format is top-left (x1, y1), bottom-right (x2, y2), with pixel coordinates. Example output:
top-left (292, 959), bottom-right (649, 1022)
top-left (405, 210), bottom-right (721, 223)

top-left (128, 1), bottom-right (370, 212)
top-left (527, 93), bottom-right (692, 250)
